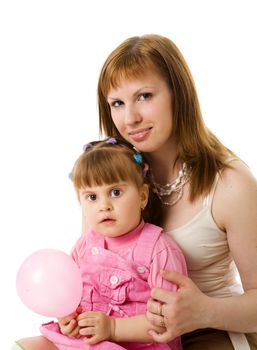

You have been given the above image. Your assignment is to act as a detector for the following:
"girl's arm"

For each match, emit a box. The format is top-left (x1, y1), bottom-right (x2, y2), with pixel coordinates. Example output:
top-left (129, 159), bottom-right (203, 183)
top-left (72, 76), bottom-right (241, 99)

top-left (77, 311), bottom-right (165, 344)
top-left (147, 162), bottom-right (257, 342)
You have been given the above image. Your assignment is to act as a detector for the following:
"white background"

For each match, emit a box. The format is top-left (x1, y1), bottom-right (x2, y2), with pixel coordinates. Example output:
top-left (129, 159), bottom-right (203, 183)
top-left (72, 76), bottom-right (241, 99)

top-left (0, 0), bottom-right (256, 348)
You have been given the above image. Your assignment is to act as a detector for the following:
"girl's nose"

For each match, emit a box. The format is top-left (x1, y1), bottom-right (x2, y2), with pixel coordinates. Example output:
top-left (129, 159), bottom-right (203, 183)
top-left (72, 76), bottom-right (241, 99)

top-left (99, 198), bottom-right (113, 211)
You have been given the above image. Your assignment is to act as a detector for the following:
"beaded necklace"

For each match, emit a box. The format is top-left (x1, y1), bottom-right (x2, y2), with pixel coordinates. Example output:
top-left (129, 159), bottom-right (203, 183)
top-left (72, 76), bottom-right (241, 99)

top-left (150, 162), bottom-right (190, 206)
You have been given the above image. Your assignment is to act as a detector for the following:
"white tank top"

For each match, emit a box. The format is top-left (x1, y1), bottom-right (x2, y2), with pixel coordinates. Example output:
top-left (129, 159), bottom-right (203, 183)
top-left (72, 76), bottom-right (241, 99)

top-left (165, 162), bottom-right (250, 349)
top-left (166, 172), bottom-right (242, 298)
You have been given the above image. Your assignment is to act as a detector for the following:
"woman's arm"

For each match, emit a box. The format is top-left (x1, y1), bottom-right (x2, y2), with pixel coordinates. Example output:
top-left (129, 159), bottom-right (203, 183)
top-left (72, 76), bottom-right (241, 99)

top-left (77, 311), bottom-right (165, 344)
top-left (209, 161), bottom-right (257, 331)
top-left (147, 161), bottom-right (257, 342)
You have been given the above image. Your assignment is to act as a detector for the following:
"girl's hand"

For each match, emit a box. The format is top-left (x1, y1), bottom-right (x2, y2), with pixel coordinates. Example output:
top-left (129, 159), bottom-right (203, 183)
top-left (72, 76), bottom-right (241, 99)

top-left (146, 270), bottom-right (212, 343)
top-left (57, 307), bottom-right (82, 338)
top-left (78, 311), bottom-right (115, 344)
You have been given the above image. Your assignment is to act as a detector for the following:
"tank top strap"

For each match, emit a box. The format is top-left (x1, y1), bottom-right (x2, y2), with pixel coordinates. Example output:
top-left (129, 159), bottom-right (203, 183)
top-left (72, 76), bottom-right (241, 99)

top-left (203, 157), bottom-right (239, 209)
top-left (133, 223), bottom-right (163, 267)
top-left (228, 331), bottom-right (251, 350)
top-left (203, 173), bottom-right (220, 208)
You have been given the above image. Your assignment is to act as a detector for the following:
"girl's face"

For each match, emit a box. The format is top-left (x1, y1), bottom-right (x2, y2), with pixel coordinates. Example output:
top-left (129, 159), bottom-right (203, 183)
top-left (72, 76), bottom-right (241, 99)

top-left (107, 71), bottom-right (174, 154)
top-left (79, 182), bottom-right (148, 237)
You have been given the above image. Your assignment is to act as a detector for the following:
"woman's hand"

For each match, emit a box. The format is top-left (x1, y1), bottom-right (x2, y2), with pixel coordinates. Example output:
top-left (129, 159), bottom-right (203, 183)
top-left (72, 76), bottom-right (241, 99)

top-left (57, 307), bottom-right (82, 338)
top-left (78, 311), bottom-right (115, 344)
top-left (146, 270), bottom-right (212, 343)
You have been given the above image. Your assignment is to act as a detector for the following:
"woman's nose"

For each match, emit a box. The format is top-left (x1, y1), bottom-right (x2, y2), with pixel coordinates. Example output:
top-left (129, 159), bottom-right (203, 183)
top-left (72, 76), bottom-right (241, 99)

top-left (124, 104), bottom-right (142, 125)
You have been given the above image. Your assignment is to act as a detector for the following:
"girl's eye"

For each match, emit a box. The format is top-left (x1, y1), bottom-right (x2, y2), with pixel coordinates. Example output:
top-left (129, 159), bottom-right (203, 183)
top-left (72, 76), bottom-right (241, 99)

top-left (87, 194), bottom-right (97, 201)
top-left (111, 188), bottom-right (122, 197)
top-left (111, 100), bottom-right (124, 108)
top-left (138, 92), bottom-right (152, 101)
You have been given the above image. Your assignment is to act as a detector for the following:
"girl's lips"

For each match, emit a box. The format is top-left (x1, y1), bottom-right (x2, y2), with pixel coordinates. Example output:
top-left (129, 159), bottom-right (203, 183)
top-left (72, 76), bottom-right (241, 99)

top-left (129, 128), bottom-right (151, 142)
top-left (100, 218), bottom-right (115, 224)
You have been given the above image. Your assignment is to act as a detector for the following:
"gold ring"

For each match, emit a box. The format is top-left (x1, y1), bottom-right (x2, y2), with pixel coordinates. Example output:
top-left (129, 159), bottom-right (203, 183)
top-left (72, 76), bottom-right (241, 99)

top-left (157, 303), bottom-right (163, 316)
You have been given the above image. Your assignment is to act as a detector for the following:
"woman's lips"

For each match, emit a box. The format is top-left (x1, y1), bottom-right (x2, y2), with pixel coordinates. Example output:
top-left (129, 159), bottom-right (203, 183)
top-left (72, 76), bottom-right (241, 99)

top-left (129, 128), bottom-right (151, 142)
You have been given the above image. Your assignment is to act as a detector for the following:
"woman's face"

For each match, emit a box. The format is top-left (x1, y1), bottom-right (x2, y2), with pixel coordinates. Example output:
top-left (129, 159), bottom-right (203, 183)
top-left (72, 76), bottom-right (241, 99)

top-left (107, 71), bottom-right (174, 154)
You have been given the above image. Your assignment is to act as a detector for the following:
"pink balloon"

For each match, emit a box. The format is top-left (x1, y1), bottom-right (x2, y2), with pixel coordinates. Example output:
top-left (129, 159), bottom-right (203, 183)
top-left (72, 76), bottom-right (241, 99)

top-left (16, 249), bottom-right (82, 317)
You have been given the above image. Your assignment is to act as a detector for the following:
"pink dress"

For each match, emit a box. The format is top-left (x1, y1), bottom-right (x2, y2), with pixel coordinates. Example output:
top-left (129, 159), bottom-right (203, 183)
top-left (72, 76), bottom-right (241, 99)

top-left (40, 221), bottom-right (187, 350)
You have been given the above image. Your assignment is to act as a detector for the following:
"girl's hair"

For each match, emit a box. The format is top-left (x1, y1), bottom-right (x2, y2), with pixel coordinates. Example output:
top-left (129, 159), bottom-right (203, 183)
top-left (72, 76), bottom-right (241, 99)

top-left (97, 34), bottom-right (236, 201)
top-left (71, 138), bottom-right (162, 225)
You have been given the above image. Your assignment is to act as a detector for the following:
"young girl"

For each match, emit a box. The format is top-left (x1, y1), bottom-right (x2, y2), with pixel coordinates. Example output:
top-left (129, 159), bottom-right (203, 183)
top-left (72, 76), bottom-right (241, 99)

top-left (15, 137), bottom-right (187, 350)
top-left (96, 34), bottom-right (257, 349)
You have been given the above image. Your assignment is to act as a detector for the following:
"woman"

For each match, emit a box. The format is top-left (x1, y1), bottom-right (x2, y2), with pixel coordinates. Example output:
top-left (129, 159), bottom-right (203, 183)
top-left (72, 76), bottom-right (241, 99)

top-left (96, 34), bottom-right (257, 349)
top-left (15, 34), bottom-right (257, 350)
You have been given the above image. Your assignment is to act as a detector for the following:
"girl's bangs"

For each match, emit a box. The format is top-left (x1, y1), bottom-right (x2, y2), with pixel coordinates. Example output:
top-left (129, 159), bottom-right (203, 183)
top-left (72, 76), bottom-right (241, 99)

top-left (73, 149), bottom-right (142, 189)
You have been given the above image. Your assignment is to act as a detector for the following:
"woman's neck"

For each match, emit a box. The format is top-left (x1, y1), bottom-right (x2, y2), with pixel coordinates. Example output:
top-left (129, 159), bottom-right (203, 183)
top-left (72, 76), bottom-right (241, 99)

top-left (145, 139), bottom-right (179, 183)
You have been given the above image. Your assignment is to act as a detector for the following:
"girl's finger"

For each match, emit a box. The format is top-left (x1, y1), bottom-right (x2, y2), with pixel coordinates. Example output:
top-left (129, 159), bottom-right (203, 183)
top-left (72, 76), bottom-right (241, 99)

top-left (85, 334), bottom-right (100, 345)
top-left (79, 326), bottom-right (95, 336)
top-left (78, 317), bottom-right (96, 327)
top-left (60, 319), bottom-right (77, 334)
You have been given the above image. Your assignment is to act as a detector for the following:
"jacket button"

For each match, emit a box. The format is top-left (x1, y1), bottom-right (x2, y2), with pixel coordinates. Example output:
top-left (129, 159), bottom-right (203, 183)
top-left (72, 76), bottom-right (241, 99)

top-left (91, 247), bottom-right (99, 255)
top-left (137, 266), bottom-right (146, 273)
top-left (110, 275), bottom-right (119, 284)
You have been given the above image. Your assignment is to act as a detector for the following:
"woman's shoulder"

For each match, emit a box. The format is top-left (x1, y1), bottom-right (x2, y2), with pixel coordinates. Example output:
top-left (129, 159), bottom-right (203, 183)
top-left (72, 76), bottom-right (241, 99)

top-left (219, 159), bottom-right (257, 192)
top-left (213, 159), bottom-right (257, 230)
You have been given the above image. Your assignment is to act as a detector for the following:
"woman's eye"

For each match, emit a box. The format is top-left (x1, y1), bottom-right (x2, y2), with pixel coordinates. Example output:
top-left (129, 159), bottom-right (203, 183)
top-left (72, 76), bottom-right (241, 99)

top-left (111, 100), bottom-right (124, 108)
top-left (87, 194), bottom-right (97, 201)
top-left (138, 92), bottom-right (152, 101)
top-left (111, 189), bottom-right (122, 197)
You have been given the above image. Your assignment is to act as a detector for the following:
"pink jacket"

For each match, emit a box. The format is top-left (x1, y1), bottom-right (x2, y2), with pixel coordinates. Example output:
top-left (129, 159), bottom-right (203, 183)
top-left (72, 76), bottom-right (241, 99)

top-left (40, 221), bottom-right (187, 349)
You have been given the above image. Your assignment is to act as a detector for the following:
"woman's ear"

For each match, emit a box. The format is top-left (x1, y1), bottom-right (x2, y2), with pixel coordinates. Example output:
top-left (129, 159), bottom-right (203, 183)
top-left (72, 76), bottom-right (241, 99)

top-left (140, 184), bottom-right (149, 210)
